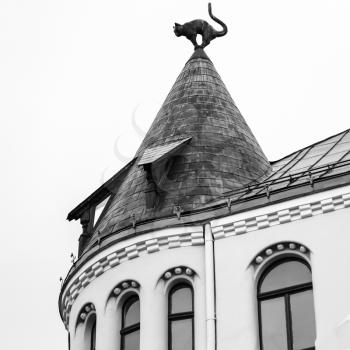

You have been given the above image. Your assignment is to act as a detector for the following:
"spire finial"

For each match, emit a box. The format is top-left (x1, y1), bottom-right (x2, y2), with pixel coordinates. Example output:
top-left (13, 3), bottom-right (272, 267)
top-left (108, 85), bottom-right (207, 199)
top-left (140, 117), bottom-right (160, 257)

top-left (173, 3), bottom-right (228, 50)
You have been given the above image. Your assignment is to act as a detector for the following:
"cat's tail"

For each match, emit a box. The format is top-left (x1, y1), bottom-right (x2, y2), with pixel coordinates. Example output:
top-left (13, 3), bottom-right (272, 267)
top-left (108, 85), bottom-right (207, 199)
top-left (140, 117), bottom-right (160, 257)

top-left (208, 3), bottom-right (228, 37)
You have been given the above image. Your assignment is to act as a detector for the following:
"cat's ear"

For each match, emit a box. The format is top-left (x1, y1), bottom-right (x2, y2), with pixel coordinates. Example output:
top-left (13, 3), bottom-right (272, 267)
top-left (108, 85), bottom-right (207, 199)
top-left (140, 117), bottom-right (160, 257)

top-left (174, 22), bottom-right (180, 27)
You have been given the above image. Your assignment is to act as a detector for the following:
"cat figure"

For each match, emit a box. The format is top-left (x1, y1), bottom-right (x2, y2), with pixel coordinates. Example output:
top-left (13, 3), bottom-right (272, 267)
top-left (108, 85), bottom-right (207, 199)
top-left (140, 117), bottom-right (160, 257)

top-left (174, 3), bottom-right (227, 49)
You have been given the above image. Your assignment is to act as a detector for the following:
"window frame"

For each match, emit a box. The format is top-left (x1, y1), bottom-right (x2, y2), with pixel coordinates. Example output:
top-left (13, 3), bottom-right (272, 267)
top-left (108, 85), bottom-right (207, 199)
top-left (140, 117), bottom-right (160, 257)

top-left (120, 294), bottom-right (140, 350)
top-left (168, 282), bottom-right (195, 350)
top-left (90, 194), bottom-right (112, 231)
top-left (90, 319), bottom-right (96, 350)
top-left (257, 257), bottom-right (315, 350)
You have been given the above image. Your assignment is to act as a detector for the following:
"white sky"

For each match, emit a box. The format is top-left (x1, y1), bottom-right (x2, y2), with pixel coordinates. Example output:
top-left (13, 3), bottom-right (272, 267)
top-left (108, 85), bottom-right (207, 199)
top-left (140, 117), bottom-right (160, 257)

top-left (1, 0), bottom-right (349, 349)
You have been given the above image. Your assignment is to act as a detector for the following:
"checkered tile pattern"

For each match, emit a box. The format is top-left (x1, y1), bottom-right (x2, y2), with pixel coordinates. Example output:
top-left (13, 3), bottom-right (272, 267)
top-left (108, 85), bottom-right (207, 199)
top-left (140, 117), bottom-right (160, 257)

top-left (212, 192), bottom-right (350, 239)
top-left (61, 230), bottom-right (204, 327)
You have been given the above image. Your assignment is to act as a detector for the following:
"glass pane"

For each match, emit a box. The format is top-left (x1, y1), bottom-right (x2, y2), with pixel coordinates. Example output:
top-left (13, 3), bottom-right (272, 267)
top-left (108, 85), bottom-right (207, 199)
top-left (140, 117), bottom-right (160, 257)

top-left (124, 298), bottom-right (140, 327)
top-left (171, 318), bottom-right (193, 350)
top-left (123, 329), bottom-right (140, 350)
top-left (94, 196), bottom-right (110, 225)
top-left (261, 297), bottom-right (288, 350)
top-left (260, 261), bottom-right (311, 293)
top-left (291, 290), bottom-right (316, 350)
top-left (171, 286), bottom-right (192, 314)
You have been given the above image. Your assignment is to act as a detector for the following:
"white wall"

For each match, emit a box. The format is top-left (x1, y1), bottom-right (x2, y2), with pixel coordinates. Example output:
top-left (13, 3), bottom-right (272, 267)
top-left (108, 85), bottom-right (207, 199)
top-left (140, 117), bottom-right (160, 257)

top-left (214, 207), bottom-right (350, 350)
top-left (68, 244), bottom-right (206, 350)
top-left (64, 186), bottom-right (350, 350)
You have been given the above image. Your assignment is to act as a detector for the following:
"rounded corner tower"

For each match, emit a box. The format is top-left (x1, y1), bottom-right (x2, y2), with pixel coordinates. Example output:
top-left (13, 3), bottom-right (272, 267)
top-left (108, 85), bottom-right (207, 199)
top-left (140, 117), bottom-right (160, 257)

top-left (59, 18), bottom-right (273, 350)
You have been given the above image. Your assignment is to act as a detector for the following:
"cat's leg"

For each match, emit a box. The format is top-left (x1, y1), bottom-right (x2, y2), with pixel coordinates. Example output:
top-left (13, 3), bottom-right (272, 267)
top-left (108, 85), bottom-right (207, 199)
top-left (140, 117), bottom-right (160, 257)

top-left (201, 33), bottom-right (210, 49)
top-left (188, 34), bottom-right (200, 49)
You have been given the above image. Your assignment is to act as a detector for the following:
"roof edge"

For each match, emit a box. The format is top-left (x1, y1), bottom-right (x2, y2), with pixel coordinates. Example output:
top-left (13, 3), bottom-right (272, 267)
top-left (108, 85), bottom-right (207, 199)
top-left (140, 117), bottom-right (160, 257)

top-left (270, 128), bottom-right (350, 164)
top-left (60, 170), bottom-right (350, 307)
top-left (67, 158), bottom-right (137, 221)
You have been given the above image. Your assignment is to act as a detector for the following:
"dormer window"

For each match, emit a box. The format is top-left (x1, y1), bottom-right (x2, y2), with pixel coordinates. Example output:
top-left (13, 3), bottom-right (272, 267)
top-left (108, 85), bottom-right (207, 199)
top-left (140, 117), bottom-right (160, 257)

top-left (71, 194), bottom-right (111, 255)
top-left (138, 137), bottom-right (192, 208)
top-left (93, 196), bottom-right (110, 227)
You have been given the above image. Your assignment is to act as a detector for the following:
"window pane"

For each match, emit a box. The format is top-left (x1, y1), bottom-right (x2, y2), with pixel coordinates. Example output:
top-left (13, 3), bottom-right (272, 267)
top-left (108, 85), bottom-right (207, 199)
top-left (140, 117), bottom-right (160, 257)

top-left (291, 290), bottom-right (316, 350)
top-left (171, 287), bottom-right (192, 314)
top-left (260, 261), bottom-right (312, 293)
top-left (261, 297), bottom-right (288, 350)
top-left (171, 318), bottom-right (193, 350)
top-left (94, 196), bottom-right (110, 225)
top-left (124, 298), bottom-right (140, 327)
top-left (123, 329), bottom-right (140, 350)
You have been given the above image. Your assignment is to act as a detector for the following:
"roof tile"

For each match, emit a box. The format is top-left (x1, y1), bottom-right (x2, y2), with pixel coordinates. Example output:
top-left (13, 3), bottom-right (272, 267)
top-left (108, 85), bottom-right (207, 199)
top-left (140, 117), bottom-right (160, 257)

top-left (84, 49), bottom-right (272, 250)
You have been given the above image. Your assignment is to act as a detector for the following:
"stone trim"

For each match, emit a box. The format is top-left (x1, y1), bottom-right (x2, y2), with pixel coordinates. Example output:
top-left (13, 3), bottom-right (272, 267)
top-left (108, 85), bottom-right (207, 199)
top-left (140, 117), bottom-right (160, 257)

top-left (108, 280), bottom-right (140, 301)
top-left (162, 266), bottom-right (195, 281)
top-left (61, 230), bottom-right (204, 328)
top-left (212, 192), bottom-right (350, 239)
top-left (253, 241), bottom-right (309, 266)
top-left (76, 303), bottom-right (95, 328)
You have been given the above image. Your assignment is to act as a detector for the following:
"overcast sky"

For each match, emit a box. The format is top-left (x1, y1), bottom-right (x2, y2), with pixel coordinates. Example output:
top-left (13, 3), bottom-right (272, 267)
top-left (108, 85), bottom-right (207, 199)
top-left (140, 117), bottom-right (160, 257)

top-left (1, 0), bottom-right (350, 349)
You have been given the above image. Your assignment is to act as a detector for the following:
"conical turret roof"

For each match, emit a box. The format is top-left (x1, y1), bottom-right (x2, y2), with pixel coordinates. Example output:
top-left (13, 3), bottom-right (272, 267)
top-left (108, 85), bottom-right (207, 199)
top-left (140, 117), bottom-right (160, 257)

top-left (91, 49), bottom-right (271, 241)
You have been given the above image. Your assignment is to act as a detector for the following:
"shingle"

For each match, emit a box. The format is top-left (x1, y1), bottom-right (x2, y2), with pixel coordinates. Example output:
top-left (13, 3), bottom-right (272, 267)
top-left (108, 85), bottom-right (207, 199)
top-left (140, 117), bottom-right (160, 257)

top-left (88, 49), bottom-right (272, 245)
top-left (138, 137), bottom-right (191, 165)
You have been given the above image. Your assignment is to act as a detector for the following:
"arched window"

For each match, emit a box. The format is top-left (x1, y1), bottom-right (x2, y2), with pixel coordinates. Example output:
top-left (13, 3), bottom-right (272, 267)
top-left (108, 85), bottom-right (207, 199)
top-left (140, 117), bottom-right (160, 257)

top-left (257, 258), bottom-right (316, 350)
top-left (121, 295), bottom-right (140, 350)
top-left (168, 283), bottom-right (194, 350)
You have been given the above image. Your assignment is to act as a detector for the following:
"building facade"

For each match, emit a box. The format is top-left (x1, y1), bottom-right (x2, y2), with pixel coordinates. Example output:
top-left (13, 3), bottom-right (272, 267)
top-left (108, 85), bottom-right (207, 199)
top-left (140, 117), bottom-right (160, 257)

top-left (59, 34), bottom-right (350, 350)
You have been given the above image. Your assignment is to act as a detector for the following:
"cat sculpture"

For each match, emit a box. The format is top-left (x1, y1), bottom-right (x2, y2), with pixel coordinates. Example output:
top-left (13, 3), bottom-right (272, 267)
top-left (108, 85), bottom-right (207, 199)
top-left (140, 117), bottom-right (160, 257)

top-left (174, 3), bottom-right (227, 49)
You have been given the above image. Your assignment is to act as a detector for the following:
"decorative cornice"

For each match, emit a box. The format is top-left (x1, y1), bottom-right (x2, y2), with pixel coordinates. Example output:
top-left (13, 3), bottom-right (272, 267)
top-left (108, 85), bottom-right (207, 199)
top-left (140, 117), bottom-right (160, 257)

top-left (60, 229), bottom-right (204, 328)
top-left (211, 192), bottom-right (350, 239)
top-left (61, 191), bottom-right (350, 329)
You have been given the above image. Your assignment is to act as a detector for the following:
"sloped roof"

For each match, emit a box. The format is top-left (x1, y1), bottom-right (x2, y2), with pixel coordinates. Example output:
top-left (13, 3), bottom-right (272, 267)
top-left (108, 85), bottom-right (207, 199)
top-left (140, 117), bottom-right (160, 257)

top-left (217, 128), bottom-right (350, 204)
top-left (270, 129), bottom-right (350, 178)
top-left (80, 48), bottom-right (271, 249)
top-left (69, 45), bottom-right (350, 259)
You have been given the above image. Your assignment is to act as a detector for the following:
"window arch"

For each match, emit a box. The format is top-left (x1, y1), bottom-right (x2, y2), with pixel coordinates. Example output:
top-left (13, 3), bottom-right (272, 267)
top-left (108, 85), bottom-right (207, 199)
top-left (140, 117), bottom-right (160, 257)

top-left (168, 283), bottom-right (194, 350)
top-left (120, 295), bottom-right (140, 350)
top-left (257, 257), bottom-right (316, 350)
